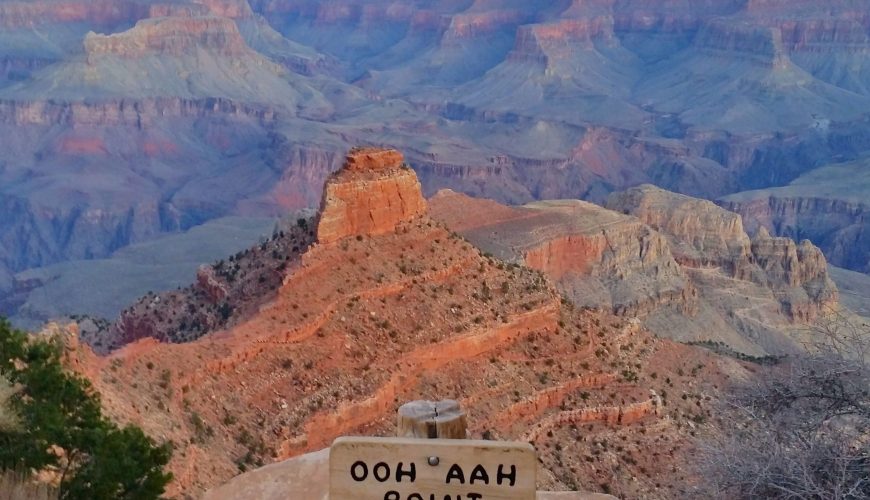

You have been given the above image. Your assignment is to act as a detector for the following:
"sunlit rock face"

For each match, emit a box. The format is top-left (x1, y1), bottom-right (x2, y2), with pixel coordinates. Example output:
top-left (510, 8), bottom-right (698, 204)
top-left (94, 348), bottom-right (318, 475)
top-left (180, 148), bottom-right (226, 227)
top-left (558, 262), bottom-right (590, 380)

top-left (316, 148), bottom-right (427, 244)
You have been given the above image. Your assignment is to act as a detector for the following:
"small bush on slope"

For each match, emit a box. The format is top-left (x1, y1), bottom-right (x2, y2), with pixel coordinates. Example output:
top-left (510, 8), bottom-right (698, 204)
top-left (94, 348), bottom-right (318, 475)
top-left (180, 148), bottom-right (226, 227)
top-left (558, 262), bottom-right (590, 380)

top-left (0, 318), bottom-right (172, 499)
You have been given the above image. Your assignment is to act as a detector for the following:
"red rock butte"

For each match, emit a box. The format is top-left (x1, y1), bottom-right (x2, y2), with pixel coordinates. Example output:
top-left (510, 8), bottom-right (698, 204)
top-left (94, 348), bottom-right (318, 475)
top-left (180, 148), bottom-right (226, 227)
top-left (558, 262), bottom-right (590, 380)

top-left (316, 148), bottom-right (428, 244)
top-left (343, 147), bottom-right (405, 171)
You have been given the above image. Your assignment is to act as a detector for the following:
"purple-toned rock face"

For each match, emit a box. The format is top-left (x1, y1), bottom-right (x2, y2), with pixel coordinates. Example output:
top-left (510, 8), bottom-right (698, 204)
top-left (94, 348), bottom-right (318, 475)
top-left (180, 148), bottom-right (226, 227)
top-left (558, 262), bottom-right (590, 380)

top-left (1, 0), bottom-right (869, 326)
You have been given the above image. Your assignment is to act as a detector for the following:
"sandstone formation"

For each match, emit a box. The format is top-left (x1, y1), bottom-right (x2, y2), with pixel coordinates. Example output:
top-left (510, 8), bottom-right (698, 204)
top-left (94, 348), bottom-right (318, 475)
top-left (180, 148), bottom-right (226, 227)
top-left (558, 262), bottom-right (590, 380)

top-left (433, 185), bottom-right (842, 356)
top-left (68, 149), bottom-right (737, 499)
top-left (316, 148), bottom-right (427, 244)
top-left (607, 184), bottom-right (838, 325)
top-left (430, 190), bottom-right (696, 318)
top-left (750, 228), bottom-right (839, 322)
top-left (606, 184), bottom-right (752, 275)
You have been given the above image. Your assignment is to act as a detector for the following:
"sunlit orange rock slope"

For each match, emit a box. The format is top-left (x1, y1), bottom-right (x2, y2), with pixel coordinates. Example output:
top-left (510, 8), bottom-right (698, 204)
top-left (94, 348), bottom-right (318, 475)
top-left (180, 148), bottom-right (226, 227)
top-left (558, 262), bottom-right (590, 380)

top-left (66, 149), bottom-right (746, 498)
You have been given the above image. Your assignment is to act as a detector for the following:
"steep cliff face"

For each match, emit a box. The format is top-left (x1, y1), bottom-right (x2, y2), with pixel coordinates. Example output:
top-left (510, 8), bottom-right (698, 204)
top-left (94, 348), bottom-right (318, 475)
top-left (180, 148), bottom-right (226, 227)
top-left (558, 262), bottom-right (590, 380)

top-left (511, 17), bottom-right (617, 64)
top-left (0, 0), bottom-right (147, 29)
top-left (316, 148), bottom-right (427, 244)
top-left (721, 196), bottom-right (870, 274)
top-left (693, 20), bottom-right (790, 68)
top-left (750, 228), bottom-right (839, 321)
top-left (606, 184), bottom-right (752, 274)
top-left (608, 184), bottom-right (839, 323)
top-left (718, 159), bottom-right (870, 274)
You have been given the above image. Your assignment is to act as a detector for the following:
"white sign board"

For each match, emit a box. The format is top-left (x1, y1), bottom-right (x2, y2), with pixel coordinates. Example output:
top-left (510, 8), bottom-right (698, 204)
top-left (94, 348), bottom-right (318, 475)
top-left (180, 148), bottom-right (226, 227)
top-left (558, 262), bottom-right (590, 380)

top-left (329, 437), bottom-right (536, 500)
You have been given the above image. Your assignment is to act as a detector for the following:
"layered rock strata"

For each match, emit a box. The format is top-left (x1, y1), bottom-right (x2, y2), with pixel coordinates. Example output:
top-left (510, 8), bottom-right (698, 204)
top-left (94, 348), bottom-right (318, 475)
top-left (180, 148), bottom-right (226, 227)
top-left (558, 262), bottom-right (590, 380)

top-left (84, 16), bottom-right (254, 59)
top-left (607, 185), bottom-right (838, 323)
top-left (720, 195), bottom-right (870, 274)
top-left (606, 184), bottom-right (752, 275)
top-left (316, 148), bottom-right (427, 244)
top-left (430, 189), bottom-right (696, 317)
top-left (67, 148), bottom-right (729, 499)
top-left (434, 184), bottom-right (841, 356)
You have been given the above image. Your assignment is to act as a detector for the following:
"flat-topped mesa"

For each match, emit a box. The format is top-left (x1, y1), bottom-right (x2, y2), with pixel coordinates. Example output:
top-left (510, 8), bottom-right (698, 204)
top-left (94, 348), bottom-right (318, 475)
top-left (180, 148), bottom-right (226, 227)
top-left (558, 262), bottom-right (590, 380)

top-left (316, 148), bottom-right (427, 244)
top-left (84, 16), bottom-right (252, 59)
top-left (343, 147), bottom-right (405, 172)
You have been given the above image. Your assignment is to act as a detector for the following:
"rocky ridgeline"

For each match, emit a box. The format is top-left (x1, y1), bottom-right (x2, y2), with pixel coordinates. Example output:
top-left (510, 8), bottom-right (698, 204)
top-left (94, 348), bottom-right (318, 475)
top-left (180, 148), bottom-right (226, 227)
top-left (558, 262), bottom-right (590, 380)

top-left (607, 185), bottom-right (838, 322)
top-left (100, 148), bottom-right (428, 352)
top-left (606, 185), bottom-right (753, 274)
top-left (95, 219), bottom-right (315, 353)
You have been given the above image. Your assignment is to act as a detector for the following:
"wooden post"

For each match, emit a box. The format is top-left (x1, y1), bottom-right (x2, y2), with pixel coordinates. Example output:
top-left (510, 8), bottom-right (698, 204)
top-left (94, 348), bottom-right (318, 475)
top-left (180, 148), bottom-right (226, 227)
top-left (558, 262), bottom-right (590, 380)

top-left (397, 400), bottom-right (467, 439)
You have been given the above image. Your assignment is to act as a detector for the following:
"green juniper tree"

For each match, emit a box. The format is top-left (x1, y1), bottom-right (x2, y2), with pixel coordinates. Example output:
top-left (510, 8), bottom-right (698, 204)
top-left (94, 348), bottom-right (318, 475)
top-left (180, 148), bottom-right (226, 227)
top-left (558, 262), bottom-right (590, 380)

top-left (0, 318), bottom-right (172, 499)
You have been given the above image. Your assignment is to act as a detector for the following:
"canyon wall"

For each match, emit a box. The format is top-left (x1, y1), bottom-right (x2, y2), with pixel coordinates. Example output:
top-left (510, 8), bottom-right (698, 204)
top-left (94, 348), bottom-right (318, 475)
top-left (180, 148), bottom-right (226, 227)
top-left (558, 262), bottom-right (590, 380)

top-left (721, 195), bottom-right (870, 274)
top-left (434, 185), bottom-right (842, 356)
top-left (429, 190), bottom-right (697, 318)
top-left (3, 0), bottom-right (870, 329)
top-left (608, 185), bottom-right (839, 323)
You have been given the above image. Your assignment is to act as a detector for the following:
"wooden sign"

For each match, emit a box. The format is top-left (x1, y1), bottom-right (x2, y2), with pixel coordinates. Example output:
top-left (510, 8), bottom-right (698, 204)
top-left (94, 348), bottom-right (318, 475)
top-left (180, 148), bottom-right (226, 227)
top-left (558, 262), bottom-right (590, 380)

top-left (329, 437), bottom-right (536, 500)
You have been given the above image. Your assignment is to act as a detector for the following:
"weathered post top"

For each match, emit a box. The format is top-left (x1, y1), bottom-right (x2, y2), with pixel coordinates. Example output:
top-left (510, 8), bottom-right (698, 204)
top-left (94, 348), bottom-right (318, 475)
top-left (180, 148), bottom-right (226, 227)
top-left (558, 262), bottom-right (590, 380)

top-left (397, 400), bottom-right (468, 440)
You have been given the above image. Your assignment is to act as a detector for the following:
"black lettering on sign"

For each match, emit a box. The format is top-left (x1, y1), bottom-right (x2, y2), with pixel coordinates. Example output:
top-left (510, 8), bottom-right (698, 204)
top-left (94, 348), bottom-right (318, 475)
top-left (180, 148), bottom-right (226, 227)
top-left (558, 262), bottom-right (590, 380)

top-left (408, 494), bottom-right (424, 500)
top-left (396, 461), bottom-right (416, 482)
top-left (383, 491), bottom-right (400, 500)
top-left (469, 464), bottom-right (489, 485)
top-left (467, 494), bottom-right (483, 500)
top-left (373, 462), bottom-right (390, 482)
top-left (497, 464), bottom-right (517, 486)
top-left (351, 461), bottom-right (368, 482)
top-left (445, 464), bottom-right (465, 484)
